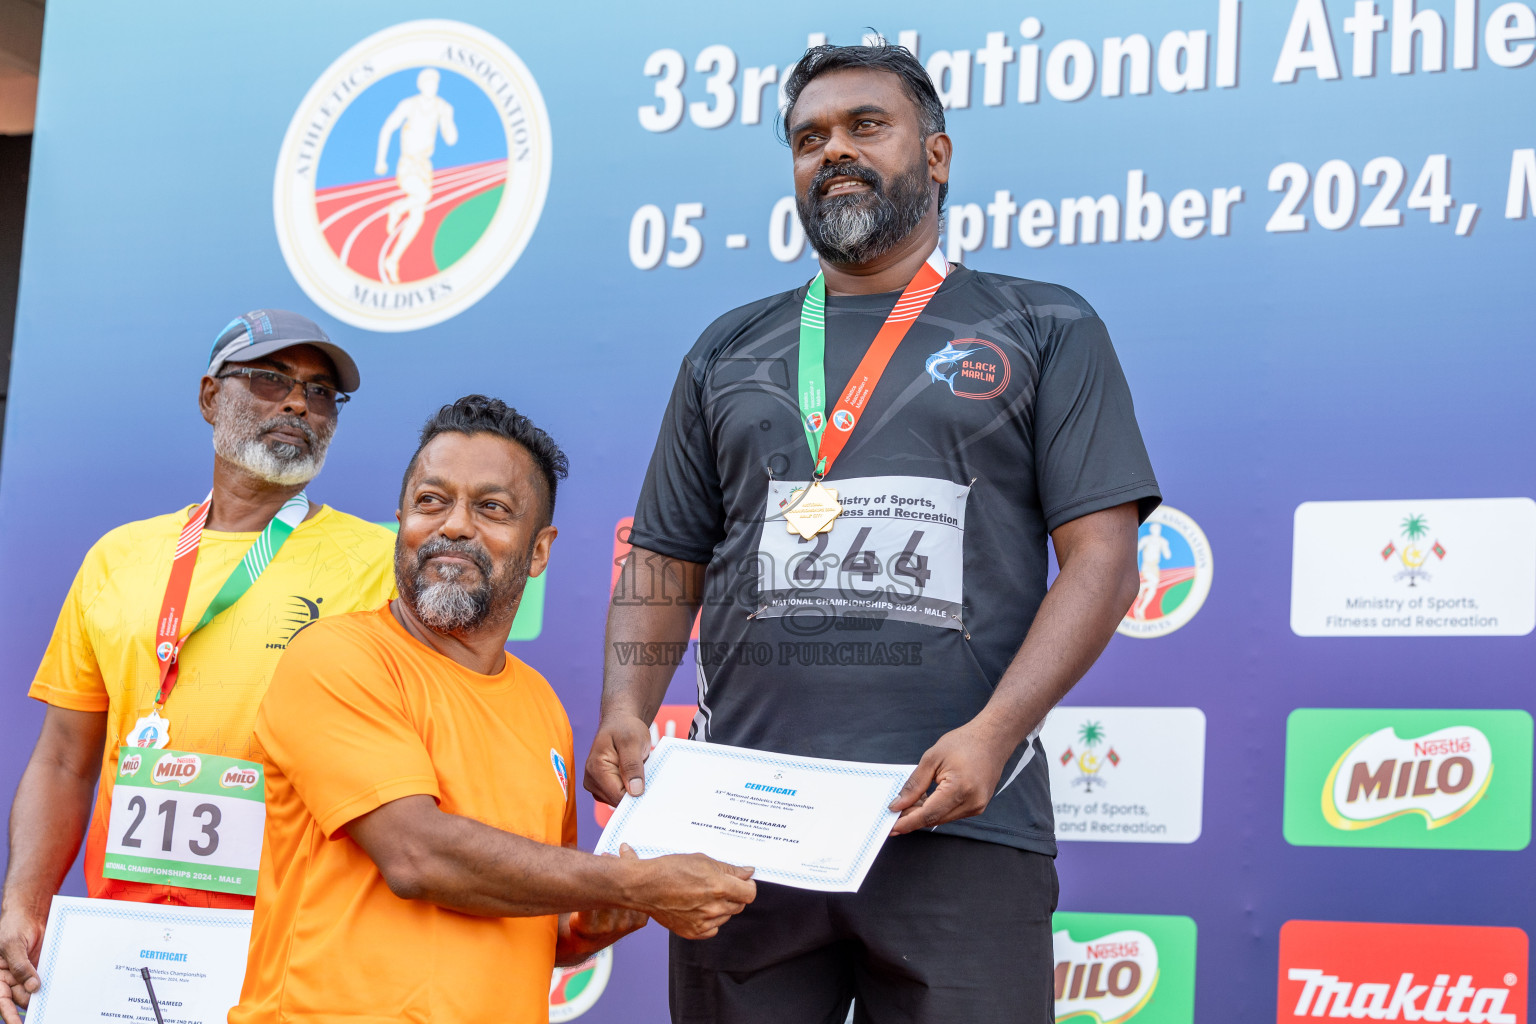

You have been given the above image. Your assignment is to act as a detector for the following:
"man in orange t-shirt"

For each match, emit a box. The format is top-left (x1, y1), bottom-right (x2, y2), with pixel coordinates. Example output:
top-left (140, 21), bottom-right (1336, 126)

top-left (232, 396), bottom-right (756, 1023)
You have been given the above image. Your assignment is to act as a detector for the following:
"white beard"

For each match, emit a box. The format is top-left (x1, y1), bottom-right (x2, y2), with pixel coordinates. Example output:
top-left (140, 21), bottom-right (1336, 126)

top-left (211, 391), bottom-right (332, 486)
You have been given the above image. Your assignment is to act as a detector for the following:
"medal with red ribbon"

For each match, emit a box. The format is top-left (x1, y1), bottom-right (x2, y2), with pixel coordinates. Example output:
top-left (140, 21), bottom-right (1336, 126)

top-left (129, 490), bottom-right (309, 747)
top-left (785, 246), bottom-right (949, 541)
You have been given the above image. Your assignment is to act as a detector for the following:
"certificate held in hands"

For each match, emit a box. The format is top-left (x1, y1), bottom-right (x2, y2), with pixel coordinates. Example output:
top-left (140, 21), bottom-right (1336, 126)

top-left (595, 738), bottom-right (915, 892)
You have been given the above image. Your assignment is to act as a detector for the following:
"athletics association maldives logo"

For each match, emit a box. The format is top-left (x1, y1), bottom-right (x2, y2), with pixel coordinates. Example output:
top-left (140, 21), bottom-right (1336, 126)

top-left (550, 748), bottom-right (569, 799)
top-left (831, 409), bottom-right (856, 431)
top-left (1058, 719), bottom-right (1122, 794)
top-left (1117, 506), bottom-right (1213, 639)
top-left (273, 20), bottom-right (553, 332)
top-left (925, 338), bottom-right (1012, 400)
top-left (1381, 512), bottom-right (1447, 587)
top-left (549, 946), bottom-right (613, 1021)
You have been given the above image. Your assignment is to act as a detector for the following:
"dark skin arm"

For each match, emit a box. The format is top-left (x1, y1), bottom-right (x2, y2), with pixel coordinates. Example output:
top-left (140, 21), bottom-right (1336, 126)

top-left (584, 552), bottom-right (706, 804)
top-left (344, 794), bottom-right (755, 949)
top-left (888, 502), bottom-right (1142, 832)
top-left (0, 706), bottom-right (107, 1024)
top-left (583, 506), bottom-right (1140, 829)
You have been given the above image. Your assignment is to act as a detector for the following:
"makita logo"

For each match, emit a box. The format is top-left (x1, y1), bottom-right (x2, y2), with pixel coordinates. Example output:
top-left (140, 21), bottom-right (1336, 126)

top-left (1287, 969), bottom-right (1516, 1021)
top-left (1278, 921), bottom-right (1526, 1024)
top-left (151, 754), bottom-right (202, 786)
top-left (1054, 928), bottom-right (1157, 1022)
top-left (1324, 726), bottom-right (1493, 831)
top-left (119, 754), bottom-right (142, 777)
top-left (220, 766), bottom-right (259, 790)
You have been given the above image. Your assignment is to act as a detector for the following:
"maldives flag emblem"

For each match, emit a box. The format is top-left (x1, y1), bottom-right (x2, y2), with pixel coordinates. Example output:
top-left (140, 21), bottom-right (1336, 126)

top-left (1278, 920), bottom-right (1527, 1022)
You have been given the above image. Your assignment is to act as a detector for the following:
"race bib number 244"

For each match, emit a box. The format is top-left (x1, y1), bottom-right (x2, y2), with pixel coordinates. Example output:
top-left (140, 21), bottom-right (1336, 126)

top-left (757, 475), bottom-right (970, 630)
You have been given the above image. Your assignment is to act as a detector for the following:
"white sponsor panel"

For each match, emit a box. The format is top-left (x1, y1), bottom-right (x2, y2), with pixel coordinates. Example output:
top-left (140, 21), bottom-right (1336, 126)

top-left (1043, 706), bottom-right (1205, 844)
top-left (1291, 498), bottom-right (1536, 637)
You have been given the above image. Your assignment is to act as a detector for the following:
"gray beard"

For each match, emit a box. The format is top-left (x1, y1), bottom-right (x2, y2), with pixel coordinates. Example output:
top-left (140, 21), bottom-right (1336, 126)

top-left (799, 162), bottom-right (932, 266)
top-left (398, 536), bottom-right (530, 636)
top-left (211, 392), bottom-right (332, 486)
top-left (412, 565), bottom-right (491, 633)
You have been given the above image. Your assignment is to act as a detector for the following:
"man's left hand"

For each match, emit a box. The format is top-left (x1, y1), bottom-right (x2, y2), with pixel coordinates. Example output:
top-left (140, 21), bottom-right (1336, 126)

top-left (889, 721), bottom-right (1017, 835)
top-left (554, 846), bottom-right (651, 965)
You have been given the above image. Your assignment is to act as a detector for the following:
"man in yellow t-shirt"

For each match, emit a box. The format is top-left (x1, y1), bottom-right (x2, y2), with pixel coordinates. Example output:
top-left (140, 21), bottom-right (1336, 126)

top-left (232, 396), bottom-right (756, 1024)
top-left (0, 310), bottom-right (395, 1024)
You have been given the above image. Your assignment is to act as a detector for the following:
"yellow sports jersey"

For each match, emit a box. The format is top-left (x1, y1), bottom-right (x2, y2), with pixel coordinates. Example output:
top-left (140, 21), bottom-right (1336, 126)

top-left (28, 504), bottom-right (397, 906)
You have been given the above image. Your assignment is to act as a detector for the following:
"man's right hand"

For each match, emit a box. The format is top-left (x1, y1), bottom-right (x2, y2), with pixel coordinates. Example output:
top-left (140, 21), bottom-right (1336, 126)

top-left (0, 909), bottom-right (43, 1024)
top-left (628, 848), bottom-right (756, 940)
top-left (584, 713), bottom-right (654, 806)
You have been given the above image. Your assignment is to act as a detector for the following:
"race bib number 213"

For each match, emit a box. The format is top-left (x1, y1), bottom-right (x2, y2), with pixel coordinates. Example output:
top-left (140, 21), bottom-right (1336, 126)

top-left (102, 747), bottom-right (266, 896)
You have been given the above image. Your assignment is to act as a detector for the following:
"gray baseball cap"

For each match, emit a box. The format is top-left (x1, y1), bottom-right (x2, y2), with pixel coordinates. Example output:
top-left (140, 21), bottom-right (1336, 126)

top-left (207, 309), bottom-right (361, 392)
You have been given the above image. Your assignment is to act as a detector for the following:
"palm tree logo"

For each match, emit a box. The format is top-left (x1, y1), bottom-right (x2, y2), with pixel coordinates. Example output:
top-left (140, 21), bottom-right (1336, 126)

top-left (1382, 513), bottom-right (1446, 586)
top-left (1061, 720), bottom-right (1120, 792)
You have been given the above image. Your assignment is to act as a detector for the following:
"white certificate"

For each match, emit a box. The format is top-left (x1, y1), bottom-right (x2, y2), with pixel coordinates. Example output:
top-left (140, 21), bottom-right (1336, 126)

top-left (25, 896), bottom-right (252, 1024)
top-left (595, 738), bottom-right (915, 892)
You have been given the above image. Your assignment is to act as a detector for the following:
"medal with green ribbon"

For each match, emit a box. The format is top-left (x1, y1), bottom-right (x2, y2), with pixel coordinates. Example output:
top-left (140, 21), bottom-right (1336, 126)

top-left (787, 247), bottom-right (949, 540)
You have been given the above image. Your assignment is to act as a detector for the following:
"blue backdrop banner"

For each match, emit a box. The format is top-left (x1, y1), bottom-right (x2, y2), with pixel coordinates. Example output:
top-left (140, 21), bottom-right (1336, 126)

top-left (3, 1), bottom-right (1534, 1020)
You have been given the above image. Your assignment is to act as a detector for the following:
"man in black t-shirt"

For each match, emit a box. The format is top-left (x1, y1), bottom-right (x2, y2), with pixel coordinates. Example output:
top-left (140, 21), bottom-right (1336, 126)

top-left (585, 42), bottom-right (1160, 1024)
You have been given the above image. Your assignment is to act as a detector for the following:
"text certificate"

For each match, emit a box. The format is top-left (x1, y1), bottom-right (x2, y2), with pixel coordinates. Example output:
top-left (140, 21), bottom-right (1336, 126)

top-left (595, 738), bottom-right (915, 892)
top-left (25, 896), bottom-right (252, 1023)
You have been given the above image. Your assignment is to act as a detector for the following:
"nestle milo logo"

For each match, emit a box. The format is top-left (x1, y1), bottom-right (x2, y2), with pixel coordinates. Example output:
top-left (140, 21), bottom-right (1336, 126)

top-left (1324, 725), bottom-right (1493, 830)
top-left (1055, 929), bottom-right (1158, 1022)
top-left (220, 765), bottom-right (260, 790)
top-left (1285, 709), bottom-right (1533, 852)
top-left (151, 754), bottom-right (202, 786)
top-left (1052, 912), bottom-right (1196, 1023)
top-left (119, 753), bottom-right (142, 777)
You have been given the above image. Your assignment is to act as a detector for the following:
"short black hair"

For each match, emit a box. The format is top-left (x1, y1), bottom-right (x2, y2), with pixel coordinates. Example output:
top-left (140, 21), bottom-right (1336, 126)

top-left (780, 41), bottom-right (948, 210)
top-left (399, 395), bottom-right (570, 525)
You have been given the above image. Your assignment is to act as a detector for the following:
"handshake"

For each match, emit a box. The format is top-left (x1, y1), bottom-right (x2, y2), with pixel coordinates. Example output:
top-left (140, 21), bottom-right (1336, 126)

top-left (562, 843), bottom-right (756, 962)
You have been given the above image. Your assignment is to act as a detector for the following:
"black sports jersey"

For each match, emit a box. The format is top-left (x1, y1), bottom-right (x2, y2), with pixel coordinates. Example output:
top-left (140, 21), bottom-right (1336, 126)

top-left (630, 265), bottom-right (1161, 854)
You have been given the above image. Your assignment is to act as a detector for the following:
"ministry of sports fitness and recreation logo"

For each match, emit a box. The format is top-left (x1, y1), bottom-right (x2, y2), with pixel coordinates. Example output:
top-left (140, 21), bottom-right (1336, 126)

top-left (1116, 506), bottom-right (1213, 639)
top-left (274, 20), bottom-right (552, 332)
top-left (925, 338), bottom-right (1011, 399)
top-left (1054, 912), bottom-right (1196, 1023)
top-left (1283, 709), bottom-right (1532, 851)
top-left (1058, 719), bottom-right (1122, 794)
top-left (549, 946), bottom-right (612, 1021)
top-left (1381, 512), bottom-right (1447, 586)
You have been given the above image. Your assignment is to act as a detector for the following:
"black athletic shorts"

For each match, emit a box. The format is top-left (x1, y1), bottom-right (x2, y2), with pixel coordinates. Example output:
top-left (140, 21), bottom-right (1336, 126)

top-left (669, 831), bottom-right (1060, 1024)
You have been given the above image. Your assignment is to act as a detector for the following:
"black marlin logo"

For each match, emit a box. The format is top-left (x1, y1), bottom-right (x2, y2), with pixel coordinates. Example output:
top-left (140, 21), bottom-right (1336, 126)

top-left (925, 339), bottom-right (1011, 400)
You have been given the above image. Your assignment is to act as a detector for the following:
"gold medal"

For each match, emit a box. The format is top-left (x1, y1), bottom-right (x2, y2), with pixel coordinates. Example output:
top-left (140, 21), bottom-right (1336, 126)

top-left (784, 482), bottom-right (842, 540)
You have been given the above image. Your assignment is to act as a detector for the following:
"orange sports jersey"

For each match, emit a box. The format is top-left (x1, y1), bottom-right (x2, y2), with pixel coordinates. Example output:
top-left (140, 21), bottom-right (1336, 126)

top-left (28, 504), bottom-right (397, 906)
top-left (231, 605), bottom-right (578, 1024)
